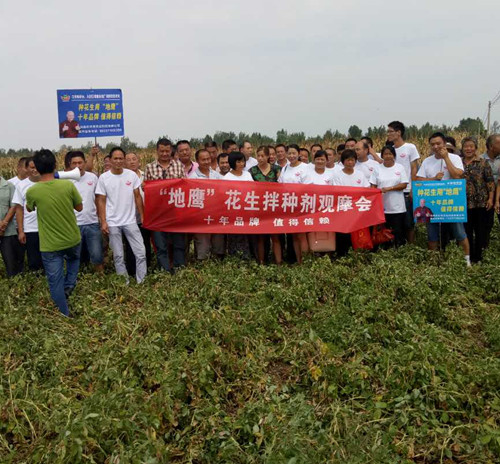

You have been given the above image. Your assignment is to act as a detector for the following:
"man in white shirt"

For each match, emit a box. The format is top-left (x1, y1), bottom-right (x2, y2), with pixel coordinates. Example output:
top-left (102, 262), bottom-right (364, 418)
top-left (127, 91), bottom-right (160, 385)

top-left (416, 132), bottom-right (470, 264)
top-left (12, 158), bottom-right (43, 271)
top-left (7, 157), bottom-right (29, 263)
top-left (240, 141), bottom-right (258, 171)
top-left (66, 151), bottom-right (103, 272)
top-left (8, 157), bottom-right (29, 187)
top-left (387, 121), bottom-right (421, 243)
top-left (217, 153), bottom-right (230, 176)
top-left (189, 149), bottom-right (225, 260)
top-left (360, 137), bottom-right (383, 163)
top-left (354, 141), bottom-right (380, 182)
top-left (96, 147), bottom-right (146, 283)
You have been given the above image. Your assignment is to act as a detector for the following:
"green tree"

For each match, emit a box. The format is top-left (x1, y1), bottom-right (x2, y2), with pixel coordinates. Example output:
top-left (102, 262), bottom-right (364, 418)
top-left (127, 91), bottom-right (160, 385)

top-left (276, 129), bottom-right (289, 145)
top-left (365, 126), bottom-right (386, 139)
top-left (456, 117), bottom-right (484, 135)
top-left (120, 137), bottom-right (140, 152)
top-left (348, 125), bottom-right (362, 139)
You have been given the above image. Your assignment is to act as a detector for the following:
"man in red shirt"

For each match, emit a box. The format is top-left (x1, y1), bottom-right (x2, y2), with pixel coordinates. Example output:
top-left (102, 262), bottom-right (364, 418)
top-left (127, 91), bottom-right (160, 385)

top-left (59, 111), bottom-right (81, 138)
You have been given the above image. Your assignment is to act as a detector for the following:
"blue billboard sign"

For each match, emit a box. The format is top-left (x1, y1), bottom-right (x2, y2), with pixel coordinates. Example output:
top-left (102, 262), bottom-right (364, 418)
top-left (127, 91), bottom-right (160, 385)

top-left (56, 89), bottom-right (124, 138)
top-left (412, 179), bottom-right (467, 223)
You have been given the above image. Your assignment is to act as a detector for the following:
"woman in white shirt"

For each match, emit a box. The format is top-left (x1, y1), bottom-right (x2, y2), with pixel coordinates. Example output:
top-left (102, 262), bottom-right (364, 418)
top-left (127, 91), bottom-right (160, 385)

top-left (222, 152), bottom-right (253, 259)
top-left (369, 145), bottom-right (409, 247)
top-left (331, 149), bottom-right (370, 188)
top-left (304, 150), bottom-right (335, 185)
top-left (331, 149), bottom-right (370, 256)
top-left (278, 144), bottom-right (309, 264)
top-left (304, 151), bottom-right (336, 254)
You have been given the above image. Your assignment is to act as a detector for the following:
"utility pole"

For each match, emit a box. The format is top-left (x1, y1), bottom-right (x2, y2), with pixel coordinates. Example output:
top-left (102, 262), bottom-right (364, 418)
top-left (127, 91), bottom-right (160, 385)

top-left (486, 91), bottom-right (500, 136)
top-left (487, 100), bottom-right (491, 136)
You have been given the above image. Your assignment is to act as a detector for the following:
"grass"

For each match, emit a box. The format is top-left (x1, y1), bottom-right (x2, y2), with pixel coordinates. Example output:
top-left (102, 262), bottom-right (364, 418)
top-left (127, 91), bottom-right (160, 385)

top-left (1, 227), bottom-right (500, 463)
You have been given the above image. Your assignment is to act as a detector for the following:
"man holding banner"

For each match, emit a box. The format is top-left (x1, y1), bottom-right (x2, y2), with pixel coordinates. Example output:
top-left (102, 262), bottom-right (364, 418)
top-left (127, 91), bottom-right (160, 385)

top-left (416, 132), bottom-right (470, 265)
top-left (189, 149), bottom-right (225, 260)
top-left (144, 138), bottom-right (186, 273)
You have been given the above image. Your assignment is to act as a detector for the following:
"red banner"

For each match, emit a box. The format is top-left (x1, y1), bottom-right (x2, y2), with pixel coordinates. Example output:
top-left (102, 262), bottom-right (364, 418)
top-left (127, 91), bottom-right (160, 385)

top-left (143, 179), bottom-right (385, 234)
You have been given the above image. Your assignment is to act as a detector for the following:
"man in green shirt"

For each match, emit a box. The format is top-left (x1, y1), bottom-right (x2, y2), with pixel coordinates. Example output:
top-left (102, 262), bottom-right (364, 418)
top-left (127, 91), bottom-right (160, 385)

top-left (26, 149), bottom-right (83, 317)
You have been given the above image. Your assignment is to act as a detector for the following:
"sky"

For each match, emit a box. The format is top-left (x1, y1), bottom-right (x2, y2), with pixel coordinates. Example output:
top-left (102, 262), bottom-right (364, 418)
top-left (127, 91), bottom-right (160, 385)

top-left (1, 0), bottom-right (500, 149)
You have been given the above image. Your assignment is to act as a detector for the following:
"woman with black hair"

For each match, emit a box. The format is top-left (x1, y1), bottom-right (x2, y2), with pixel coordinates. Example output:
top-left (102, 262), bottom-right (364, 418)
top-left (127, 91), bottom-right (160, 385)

top-left (249, 146), bottom-right (282, 264)
top-left (222, 151), bottom-right (254, 258)
top-left (332, 149), bottom-right (370, 256)
top-left (304, 150), bottom-right (336, 185)
top-left (223, 151), bottom-right (253, 181)
top-left (369, 145), bottom-right (409, 247)
top-left (278, 144), bottom-right (309, 263)
top-left (462, 137), bottom-right (495, 262)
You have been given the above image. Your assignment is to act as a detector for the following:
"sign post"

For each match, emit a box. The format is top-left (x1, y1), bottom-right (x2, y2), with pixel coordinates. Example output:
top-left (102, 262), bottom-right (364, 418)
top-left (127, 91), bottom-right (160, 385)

top-left (56, 89), bottom-right (124, 139)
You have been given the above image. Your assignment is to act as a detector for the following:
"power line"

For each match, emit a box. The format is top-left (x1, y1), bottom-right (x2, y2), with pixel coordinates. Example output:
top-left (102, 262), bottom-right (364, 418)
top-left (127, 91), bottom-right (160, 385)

top-left (492, 92), bottom-right (500, 107)
top-left (486, 89), bottom-right (500, 135)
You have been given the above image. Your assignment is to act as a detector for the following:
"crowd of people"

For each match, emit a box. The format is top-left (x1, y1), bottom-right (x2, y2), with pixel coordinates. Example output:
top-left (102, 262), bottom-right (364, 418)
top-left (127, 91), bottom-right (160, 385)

top-left (1, 121), bottom-right (499, 317)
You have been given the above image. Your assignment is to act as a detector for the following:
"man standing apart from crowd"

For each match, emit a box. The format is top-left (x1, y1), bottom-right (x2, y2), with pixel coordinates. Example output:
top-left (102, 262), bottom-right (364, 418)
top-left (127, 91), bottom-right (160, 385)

top-left (482, 134), bottom-right (500, 238)
top-left (387, 121), bottom-right (420, 243)
top-left (144, 138), bottom-right (186, 273)
top-left (66, 151), bottom-right (104, 272)
top-left (96, 147), bottom-right (147, 283)
top-left (416, 132), bottom-right (471, 265)
top-left (25, 149), bottom-right (82, 317)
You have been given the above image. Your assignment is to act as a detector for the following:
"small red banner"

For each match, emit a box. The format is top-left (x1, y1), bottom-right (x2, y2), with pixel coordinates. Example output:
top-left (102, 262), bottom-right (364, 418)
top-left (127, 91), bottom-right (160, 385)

top-left (143, 179), bottom-right (385, 234)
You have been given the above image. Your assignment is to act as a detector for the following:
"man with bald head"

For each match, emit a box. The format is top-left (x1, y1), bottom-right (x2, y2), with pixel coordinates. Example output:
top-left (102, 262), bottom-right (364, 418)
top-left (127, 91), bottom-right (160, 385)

top-left (483, 134), bottom-right (500, 238)
top-left (59, 111), bottom-right (81, 138)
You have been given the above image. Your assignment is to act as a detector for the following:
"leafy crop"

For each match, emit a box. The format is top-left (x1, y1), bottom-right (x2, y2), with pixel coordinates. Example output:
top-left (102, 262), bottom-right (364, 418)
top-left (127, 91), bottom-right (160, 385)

top-left (1, 229), bottom-right (500, 463)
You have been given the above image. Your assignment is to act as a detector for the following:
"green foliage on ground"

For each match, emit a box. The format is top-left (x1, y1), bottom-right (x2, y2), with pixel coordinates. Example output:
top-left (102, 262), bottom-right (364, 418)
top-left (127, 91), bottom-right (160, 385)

top-left (1, 233), bottom-right (500, 463)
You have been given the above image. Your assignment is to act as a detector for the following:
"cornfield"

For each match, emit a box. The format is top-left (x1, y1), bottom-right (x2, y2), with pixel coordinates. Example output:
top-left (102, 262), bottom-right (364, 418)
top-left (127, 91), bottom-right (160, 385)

top-left (0, 132), bottom-right (484, 179)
